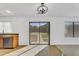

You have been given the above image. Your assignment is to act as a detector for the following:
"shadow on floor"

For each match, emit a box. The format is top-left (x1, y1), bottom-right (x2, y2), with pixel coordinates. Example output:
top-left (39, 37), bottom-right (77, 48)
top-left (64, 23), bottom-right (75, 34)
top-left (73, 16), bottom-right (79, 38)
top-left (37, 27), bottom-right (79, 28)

top-left (36, 45), bottom-right (62, 56)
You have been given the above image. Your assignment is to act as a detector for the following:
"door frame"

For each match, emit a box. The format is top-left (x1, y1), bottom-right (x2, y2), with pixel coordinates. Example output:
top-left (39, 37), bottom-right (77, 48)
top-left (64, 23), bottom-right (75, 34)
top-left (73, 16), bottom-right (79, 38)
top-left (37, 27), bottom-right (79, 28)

top-left (29, 21), bottom-right (50, 45)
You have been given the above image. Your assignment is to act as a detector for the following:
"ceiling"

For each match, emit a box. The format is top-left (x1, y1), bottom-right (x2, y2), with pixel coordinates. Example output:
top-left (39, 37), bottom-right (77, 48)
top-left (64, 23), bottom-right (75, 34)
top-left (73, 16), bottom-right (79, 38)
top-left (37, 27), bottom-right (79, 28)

top-left (0, 3), bottom-right (79, 16)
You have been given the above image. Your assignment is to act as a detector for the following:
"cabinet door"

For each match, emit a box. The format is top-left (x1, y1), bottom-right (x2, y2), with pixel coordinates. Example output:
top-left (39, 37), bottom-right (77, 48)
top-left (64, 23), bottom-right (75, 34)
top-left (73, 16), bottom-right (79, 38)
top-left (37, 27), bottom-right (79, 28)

top-left (3, 37), bottom-right (13, 48)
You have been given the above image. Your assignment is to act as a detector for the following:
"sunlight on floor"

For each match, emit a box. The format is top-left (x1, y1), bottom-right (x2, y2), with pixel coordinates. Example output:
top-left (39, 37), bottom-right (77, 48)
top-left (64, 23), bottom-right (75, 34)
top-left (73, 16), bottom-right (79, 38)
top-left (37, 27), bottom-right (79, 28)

top-left (0, 45), bottom-right (26, 56)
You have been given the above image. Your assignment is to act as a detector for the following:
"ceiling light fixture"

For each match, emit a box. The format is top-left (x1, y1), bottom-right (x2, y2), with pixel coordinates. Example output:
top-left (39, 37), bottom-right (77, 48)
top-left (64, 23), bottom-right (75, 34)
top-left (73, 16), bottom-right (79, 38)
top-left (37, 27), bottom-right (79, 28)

top-left (5, 10), bottom-right (11, 13)
top-left (37, 3), bottom-right (48, 14)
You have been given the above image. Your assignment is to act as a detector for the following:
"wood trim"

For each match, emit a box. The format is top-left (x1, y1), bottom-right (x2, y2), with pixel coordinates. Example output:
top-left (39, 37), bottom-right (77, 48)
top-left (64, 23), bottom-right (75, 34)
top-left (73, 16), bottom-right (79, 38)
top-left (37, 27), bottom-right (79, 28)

top-left (0, 36), bottom-right (3, 48)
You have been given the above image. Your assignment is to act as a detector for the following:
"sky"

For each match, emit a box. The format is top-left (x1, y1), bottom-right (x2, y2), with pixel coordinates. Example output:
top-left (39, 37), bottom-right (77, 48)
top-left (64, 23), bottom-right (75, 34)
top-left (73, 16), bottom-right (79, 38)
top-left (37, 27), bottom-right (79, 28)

top-left (30, 23), bottom-right (47, 27)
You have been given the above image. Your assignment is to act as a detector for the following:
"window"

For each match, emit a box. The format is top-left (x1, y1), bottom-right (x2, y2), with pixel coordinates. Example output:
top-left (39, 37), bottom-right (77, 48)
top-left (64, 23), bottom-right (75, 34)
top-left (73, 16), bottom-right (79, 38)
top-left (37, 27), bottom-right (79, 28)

top-left (65, 21), bottom-right (79, 37)
top-left (29, 22), bottom-right (50, 45)
top-left (0, 22), bottom-right (12, 33)
top-left (65, 22), bottom-right (73, 37)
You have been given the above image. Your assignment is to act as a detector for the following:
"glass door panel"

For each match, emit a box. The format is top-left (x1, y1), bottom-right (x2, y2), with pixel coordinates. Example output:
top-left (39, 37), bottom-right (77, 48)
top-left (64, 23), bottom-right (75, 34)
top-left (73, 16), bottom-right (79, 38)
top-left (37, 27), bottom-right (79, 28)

top-left (29, 22), bottom-right (40, 44)
top-left (39, 22), bottom-right (49, 44)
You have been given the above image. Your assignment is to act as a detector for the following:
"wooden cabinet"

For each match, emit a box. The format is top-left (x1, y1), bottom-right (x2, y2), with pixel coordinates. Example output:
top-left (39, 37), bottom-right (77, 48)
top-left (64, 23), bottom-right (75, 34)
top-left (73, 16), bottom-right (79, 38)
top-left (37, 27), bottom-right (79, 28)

top-left (0, 33), bottom-right (19, 49)
top-left (0, 36), bottom-right (3, 48)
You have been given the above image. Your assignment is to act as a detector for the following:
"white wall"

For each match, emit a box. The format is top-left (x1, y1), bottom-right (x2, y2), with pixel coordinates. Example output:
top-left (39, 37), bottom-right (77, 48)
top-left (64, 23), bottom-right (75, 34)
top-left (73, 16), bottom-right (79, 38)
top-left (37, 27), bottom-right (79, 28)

top-left (52, 16), bottom-right (79, 45)
top-left (1, 16), bottom-right (79, 45)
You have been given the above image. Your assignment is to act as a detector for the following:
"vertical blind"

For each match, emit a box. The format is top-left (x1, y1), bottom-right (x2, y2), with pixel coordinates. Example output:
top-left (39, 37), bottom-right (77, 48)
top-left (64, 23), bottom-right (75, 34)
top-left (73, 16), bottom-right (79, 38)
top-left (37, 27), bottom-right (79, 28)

top-left (65, 21), bottom-right (79, 37)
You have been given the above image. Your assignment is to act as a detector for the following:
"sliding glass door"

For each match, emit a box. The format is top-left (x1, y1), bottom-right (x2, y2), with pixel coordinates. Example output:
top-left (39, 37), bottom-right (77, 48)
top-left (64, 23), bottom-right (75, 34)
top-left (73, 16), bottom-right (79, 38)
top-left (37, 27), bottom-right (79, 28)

top-left (29, 22), bottom-right (50, 45)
